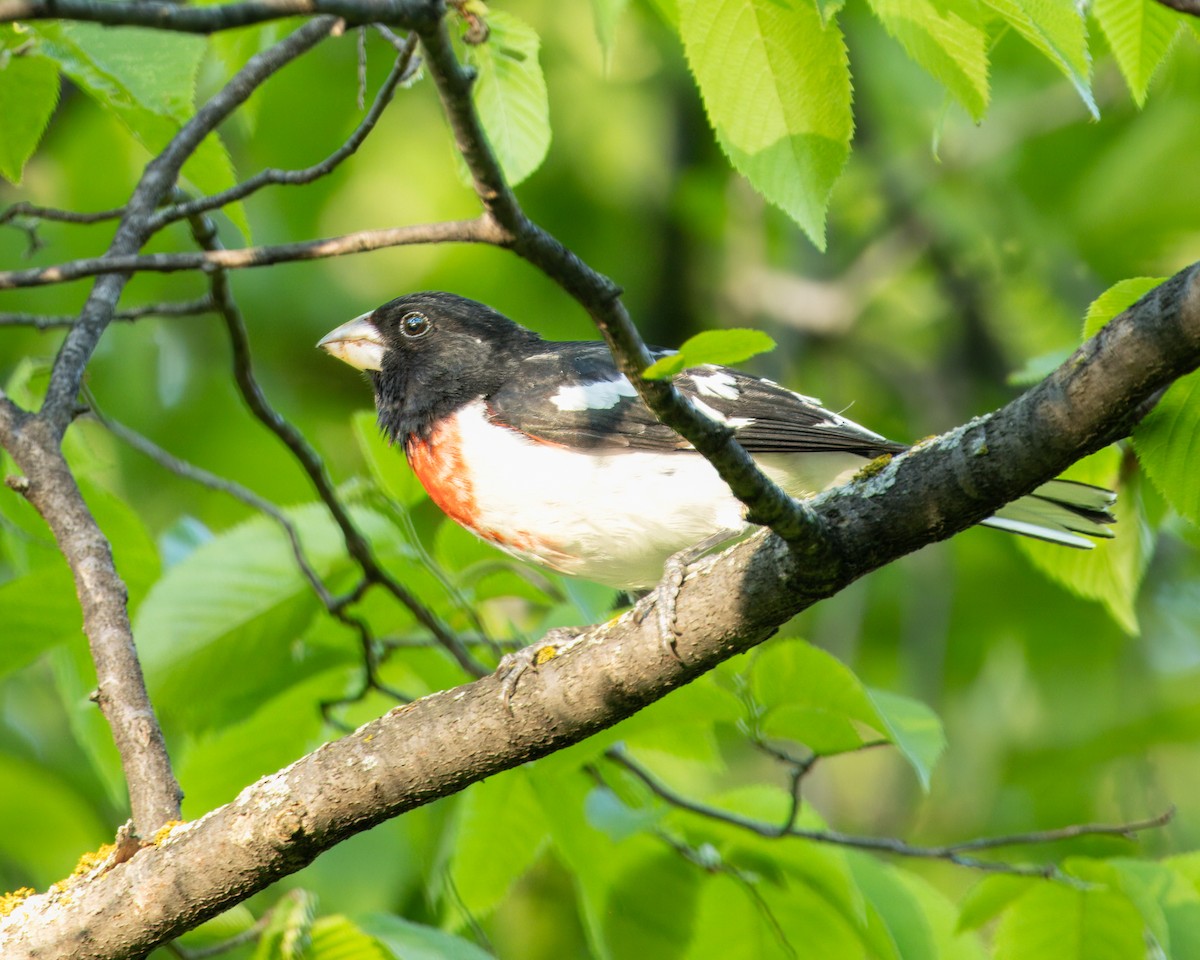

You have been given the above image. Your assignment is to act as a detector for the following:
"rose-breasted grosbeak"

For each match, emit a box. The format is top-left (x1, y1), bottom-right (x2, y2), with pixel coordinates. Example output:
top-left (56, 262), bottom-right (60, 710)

top-left (318, 292), bottom-right (1116, 599)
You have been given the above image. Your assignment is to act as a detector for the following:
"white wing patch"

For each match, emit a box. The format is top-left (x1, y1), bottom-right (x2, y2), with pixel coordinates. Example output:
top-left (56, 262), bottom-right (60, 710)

top-left (691, 398), bottom-right (754, 430)
top-left (691, 369), bottom-right (741, 401)
top-left (550, 377), bottom-right (638, 412)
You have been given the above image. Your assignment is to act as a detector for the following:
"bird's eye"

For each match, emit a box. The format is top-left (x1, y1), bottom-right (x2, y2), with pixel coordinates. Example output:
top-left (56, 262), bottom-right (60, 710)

top-left (400, 312), bottom-right (431, 338)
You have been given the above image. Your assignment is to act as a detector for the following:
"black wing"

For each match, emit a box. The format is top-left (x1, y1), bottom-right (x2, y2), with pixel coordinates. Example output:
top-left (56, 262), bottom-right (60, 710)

top-left (487, 344), bottom-right (905, 458)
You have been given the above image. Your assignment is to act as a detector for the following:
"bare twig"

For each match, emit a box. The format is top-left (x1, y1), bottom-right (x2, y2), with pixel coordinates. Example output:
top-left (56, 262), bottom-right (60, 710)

top-left (0, 201), bottom-right (125, 227)
top-left (0, 218), bottom-right (503, 290)
top-left (0, 298), bottom-right (214, 329)
top-left (607, 748), bottom-right (1174, 877)
top-left (0, 0), bottom-right (440, 34)
top-left (184, 211), bottom-right (487, 679)
top-left (150, 33), bottom-right (420, 229)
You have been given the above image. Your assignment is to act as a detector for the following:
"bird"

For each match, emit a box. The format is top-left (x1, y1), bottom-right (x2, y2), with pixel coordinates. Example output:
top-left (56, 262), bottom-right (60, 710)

top-left (318, 291), bottom-right (1116, 608)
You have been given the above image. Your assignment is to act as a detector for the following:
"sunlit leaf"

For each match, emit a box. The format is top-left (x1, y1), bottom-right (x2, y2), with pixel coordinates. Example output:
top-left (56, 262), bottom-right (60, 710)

top-left (750, 638), bottom-right (887, 754)
top-left (993, 875), bottom-right (1146, 960)
top-left (448, 769), bottom-right (549, 919)
top-left (982, 0), bottom-right (1096, 117)
top-left (677, 0), bottom-right (853, 248)
top-left (868, 688), bottom-right (947, 791)
top-left (1093, 0), bottom-right (1181, 107)
top-left (1082, 276), bottom-right (1165, 338)
top-left (29, 22), bottom-right (249, 236)
top-left (308, 915), bottom-right (394, 960)
top-left (848, 853), bottom-right (938, 960)
top-left (357, 913), bottom-right (494, 959)
top-left (642, 328), bottom-right (776, 380)
top-left (867, 0), bottom-right (990, 121)
top-left (0, 54), bottom-right (59, 183)
top-left (134, 503), bottom-right (402, 731)
top-left (463, 10), bottom-right (550, 187)
top-left (604, 849), bottom-right (699, 959)
top-left (958, 875), bottom-right (1039, 932)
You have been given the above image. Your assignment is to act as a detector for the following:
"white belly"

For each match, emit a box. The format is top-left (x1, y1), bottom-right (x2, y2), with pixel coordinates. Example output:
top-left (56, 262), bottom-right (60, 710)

top-left (414, 401), bottom-right (864, 590)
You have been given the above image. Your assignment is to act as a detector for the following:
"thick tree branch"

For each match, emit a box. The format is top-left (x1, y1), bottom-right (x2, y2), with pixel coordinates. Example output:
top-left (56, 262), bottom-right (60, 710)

top-left (3, 263), bottom-right (1198, 960)
top-left (0, 218), bottom-right (503, 289)
top-left (0, 0), bottom-right (442, 33)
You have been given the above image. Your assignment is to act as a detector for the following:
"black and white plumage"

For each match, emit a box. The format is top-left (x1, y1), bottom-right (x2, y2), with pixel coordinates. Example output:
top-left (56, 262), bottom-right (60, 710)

top-left (318, 292), bottom-right (1116, 590)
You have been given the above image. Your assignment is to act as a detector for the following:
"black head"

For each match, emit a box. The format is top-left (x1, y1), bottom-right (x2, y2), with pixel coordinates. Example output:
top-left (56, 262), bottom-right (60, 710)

top-left (319, 292), bottom-right (541, 444)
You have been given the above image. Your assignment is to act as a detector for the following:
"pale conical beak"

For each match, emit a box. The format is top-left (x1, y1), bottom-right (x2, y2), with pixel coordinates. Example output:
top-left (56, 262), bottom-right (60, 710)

top-left (317, 313), bottom-right (385, 371)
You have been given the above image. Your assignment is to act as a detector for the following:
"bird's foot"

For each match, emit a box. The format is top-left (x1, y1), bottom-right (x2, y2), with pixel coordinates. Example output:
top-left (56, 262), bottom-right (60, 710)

top-left (496, 627), bottom-right (583, 712)
top-left (641, 528), bottom-right (743, 660)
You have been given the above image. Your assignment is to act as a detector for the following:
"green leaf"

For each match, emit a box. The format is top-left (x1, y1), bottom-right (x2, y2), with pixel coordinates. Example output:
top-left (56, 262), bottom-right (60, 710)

top-left (1007, 348), bottom-right (1072, 388)
top-left (604, 849), bottom-right (699, 960)
top-left (307, 915), bottom-right (394, 960)
top-left (0, 753), bottom-right (111, 887)
top-left (1093, 0), bottom-right (1180, 107)
top-left (1135, 369), bottom-right (1200, 527)
top-left (642, 329), bottom-right (776, 380)
top-left (254, 890), bottom-right (317, 960)
top-left (134, 504), bottom-right (400, 731)
top-left (1082, 276), bottom-right (1165, 338)
top-left (175, 672), bottom-right (334, 816)
top-left (353, 410), bottom-right (426, 508)
top-left (868, 688), bottom-right (947, 791)
top-left (448, 769), bottom-right (549, 919)
top-left (464, 11), bottom-right (550, 187)
top-left (867, 0), bottom-right (990, 121)
top-left (848, 853), bottom-right (938, 960)
top-left (591, 0), bottom-right (629, 70)
top-left (0, 54), bottom-right (59, 183)
top-left (750, 638), bottom-right (887, 754)
top-left (1018, 447), bottom-right (1150, 635)
top-left (993, 877), bottom-right (1146, 960)
top-left (0, 565), bottom-right (79, 677)
top-left (982, 0), bottom-right (1096, 118)
top-left (356, 913), bottom-right (494, 960)
top-left (30, 22), bottom-right (248, 237)
top-left (895, 871), bottom-right (986, 960)
top-left (677, 0), bottom-right (853, 249)
top-left (958, 875), bottom-right (1039, 932)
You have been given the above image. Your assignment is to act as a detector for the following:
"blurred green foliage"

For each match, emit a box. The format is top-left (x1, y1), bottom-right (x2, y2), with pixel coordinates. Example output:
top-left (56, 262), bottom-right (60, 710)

top-left (4, 0), bottom-right (1200, 957)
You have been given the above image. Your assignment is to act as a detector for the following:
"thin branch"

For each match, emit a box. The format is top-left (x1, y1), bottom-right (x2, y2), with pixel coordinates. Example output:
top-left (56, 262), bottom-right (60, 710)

top-left (1155, 0), bottom-right (1200, 15)
top-left (0, 201), bottom-right (124, 227)
top-left (607, 748), bottom-right (1174, 878)
top-left (0, 218), bottom-right (503, 290)
top-left (415, 15), bottom-right (825, 549)
top-left (0, 0), bottom-right (441, 34)
top-left (184, 211), bottom-right (487, 679)
top-left (150, 33), bottom-right (421, 229)
top-left (0, 297), bottom-right (214, 329)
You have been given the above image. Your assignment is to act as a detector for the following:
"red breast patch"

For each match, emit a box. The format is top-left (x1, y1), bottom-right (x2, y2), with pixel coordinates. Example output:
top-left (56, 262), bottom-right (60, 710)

top-left (405, 417), bottom-right (560, 558)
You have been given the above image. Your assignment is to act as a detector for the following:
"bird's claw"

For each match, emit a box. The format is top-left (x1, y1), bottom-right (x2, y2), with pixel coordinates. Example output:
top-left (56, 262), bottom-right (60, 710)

top-left (496, 627), bottom-right (581, 712)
